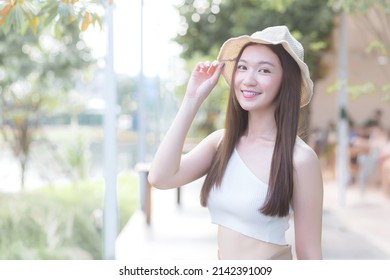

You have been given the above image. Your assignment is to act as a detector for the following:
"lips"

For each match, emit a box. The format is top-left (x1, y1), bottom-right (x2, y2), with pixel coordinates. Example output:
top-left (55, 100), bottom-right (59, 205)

top-left (242, 90), bottom-right (261, 98)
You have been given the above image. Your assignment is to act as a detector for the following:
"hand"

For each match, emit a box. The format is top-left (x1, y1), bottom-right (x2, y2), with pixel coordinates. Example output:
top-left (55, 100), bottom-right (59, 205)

top-left (185, 60), bottom-right (224, 102)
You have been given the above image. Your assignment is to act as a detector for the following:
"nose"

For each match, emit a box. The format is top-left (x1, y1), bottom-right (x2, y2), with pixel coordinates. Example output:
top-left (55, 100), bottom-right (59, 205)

top-left (242, 70), bottom-right (257, 86)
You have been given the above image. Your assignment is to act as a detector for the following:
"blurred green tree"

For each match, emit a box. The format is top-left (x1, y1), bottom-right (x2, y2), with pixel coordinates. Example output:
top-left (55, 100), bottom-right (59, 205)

top-left (174, 0), bottom-right (335, 137)
top-left (0, 0), bottom-right (97, 188)
top-left (0, 0), bottom-right (104, 35)
top-left (117, 74), bottom-right (137, 117)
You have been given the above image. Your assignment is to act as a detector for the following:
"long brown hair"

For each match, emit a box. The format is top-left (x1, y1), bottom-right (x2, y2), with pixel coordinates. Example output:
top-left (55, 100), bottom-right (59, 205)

top-left (200, 43), bottom-right (302, 217)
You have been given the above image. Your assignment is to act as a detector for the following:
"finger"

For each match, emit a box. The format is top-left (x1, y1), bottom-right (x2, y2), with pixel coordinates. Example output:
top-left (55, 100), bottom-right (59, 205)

top-left (200, 61), bottom-right (211, 73)
top-left (195, 62), bottom-right (205, 72)
top-left (209, 62), bottom-right (225, 82)
top-left (207, 60), bottom-right (219, 74)
top-left (216, 61), bottom-right (225, 74)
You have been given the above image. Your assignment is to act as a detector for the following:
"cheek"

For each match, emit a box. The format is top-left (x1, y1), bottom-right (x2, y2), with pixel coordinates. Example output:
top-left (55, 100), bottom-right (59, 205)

top-left (232, 73), bottom-right (242, 88)
top-left (263, 74), bottom-right (280, 85)
top-left (233, 77), bottom-right (242, 94)
top-left (265, 76), bottom-right (282, 93)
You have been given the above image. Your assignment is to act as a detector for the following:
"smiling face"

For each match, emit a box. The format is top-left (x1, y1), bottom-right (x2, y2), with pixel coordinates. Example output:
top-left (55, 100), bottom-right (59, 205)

top-left (233, 44), bottom-right (283, 112)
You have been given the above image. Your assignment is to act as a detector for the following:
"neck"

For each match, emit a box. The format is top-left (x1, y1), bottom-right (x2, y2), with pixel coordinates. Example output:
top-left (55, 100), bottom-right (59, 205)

top-left (245, 110), bottom-right (277, 142)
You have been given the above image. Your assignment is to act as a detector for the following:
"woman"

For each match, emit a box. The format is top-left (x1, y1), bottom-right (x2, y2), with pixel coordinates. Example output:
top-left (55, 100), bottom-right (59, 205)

top-left (148, 26), bottom-right (323, 260)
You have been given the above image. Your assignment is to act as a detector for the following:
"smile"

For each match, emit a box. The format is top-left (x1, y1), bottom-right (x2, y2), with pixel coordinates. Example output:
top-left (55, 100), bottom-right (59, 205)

top-left (242, 90), bottom-right (261, 98)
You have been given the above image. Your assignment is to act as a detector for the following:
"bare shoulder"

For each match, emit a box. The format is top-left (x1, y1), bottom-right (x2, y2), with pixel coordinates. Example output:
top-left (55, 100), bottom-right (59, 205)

top-left (293, 136), bottom-right (323, 195)
top-left (293, 137), bottom-right (323, 188)
top-left (203, 128), bottom-right (225, 149)
top-left (293, 136), bottom-right (320, 170)
top-left (188, 128), bottom-right (225, 156)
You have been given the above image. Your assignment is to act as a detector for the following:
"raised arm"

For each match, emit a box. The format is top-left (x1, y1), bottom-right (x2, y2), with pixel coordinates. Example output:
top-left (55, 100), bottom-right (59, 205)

top-left (148, 61), bottom-right (224, 189)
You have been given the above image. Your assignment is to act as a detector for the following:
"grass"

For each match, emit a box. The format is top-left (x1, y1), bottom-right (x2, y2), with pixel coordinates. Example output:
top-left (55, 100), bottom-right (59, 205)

top-left (0, 171), bottom-right (139, 260)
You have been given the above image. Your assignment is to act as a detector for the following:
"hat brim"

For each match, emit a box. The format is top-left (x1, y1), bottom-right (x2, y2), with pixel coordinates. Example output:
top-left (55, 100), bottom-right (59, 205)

top-left (217, 35), bottom-right (313, 108)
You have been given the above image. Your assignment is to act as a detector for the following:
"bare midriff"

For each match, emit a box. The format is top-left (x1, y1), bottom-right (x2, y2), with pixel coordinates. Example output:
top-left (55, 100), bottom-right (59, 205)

top-left (217, 225), bottom-right (291, 260)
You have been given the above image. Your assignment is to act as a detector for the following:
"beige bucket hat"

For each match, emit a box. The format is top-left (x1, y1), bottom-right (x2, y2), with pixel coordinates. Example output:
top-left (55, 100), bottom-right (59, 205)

top-left (217, 25), bottom-right (313, 107)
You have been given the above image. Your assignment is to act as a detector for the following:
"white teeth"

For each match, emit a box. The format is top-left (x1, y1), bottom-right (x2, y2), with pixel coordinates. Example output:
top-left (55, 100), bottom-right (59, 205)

top-left (242, 91), bottom-right (260, 97)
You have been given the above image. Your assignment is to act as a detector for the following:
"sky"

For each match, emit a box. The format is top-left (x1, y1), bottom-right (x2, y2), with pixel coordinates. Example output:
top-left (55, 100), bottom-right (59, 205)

top-left (84, 0), bottom-right (184, 78)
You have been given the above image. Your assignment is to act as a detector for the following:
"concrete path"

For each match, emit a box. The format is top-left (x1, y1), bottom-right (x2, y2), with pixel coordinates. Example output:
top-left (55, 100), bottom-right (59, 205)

top-left (116, 177), bottom-right (390, 260)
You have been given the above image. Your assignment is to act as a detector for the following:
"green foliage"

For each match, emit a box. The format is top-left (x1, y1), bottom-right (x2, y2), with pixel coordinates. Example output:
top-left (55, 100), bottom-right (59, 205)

top-left (117, 74), bottom-right (137, 115)
top-left (0, 171), bottom-right (139, 259)
top-left (0, 19), bottom-right (96, 188)
top-left (0, 24), bottom-right (95, 116)
top-left (381, 83), bottom-right (390, 102)
top-left (176, 0), bottom-right (335, 81)
top-left (63, 133), bottom-right (90, 181)
top-left (326, 81), bottom-right (390, 103)
top-left (366, 40), bottom-right (388, 56)
top-left (0, 0), bottom-right (104, 36)
top-left (329, 0), bottom-right (390, 14)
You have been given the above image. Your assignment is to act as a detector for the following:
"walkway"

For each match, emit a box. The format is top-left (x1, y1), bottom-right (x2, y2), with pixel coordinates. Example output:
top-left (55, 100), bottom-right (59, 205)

top-left (116, 177), bottom-right (390, 260)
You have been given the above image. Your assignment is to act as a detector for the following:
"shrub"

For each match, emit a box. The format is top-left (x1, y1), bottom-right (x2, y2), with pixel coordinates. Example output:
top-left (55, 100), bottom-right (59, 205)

top-left (0, 171), bottom-right (139, 259)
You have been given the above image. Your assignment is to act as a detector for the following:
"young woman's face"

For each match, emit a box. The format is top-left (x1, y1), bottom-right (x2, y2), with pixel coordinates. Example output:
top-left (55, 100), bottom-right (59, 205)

top-left (233, 44), bottom-right (283, 112)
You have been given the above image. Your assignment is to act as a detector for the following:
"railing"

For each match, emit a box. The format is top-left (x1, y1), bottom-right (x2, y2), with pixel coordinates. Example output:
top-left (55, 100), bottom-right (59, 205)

top-left (135, 162), bottom-right (181, 225)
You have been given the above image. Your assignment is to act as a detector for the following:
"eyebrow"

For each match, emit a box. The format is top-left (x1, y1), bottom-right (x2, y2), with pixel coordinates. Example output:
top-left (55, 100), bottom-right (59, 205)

top-left (238, 59), bottom-right (276, 67)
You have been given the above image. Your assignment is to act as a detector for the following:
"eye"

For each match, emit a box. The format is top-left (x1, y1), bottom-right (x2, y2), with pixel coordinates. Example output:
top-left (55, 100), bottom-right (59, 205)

top-left (237, 64), bottom-right (247, 70)
top-left (259, 68), bottom-right (271, 74)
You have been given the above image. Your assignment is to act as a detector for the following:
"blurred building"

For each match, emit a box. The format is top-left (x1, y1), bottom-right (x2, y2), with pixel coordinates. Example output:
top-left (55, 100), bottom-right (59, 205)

top-left (311, 10), bottom-right (389, 132)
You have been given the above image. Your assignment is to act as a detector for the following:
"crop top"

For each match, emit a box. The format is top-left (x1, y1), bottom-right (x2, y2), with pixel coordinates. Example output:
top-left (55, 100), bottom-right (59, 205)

top-left (207, 148), bottom-right (291, 245)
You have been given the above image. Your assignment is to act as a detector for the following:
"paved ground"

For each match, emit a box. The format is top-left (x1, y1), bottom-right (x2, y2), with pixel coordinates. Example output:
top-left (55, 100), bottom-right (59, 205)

top-left (116, 177), bottom-right (390, 260)
top-left (321, 180), bottom-right (390, 259)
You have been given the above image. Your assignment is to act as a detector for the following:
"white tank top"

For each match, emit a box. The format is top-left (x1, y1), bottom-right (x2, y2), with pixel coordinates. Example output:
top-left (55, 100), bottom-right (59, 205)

top-left (207, 148), bottom-right (291, 245)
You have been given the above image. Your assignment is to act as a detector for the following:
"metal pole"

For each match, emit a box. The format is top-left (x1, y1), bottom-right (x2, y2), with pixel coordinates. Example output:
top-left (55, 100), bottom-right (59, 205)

top-left (336, 10), bottom-right (348, 207)
top-left (138, 0), bottom-right (147, 211)
top-left (103, 0), bottom-right (119, 259)
top-left (138, 0), bottom-right (146, 163)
